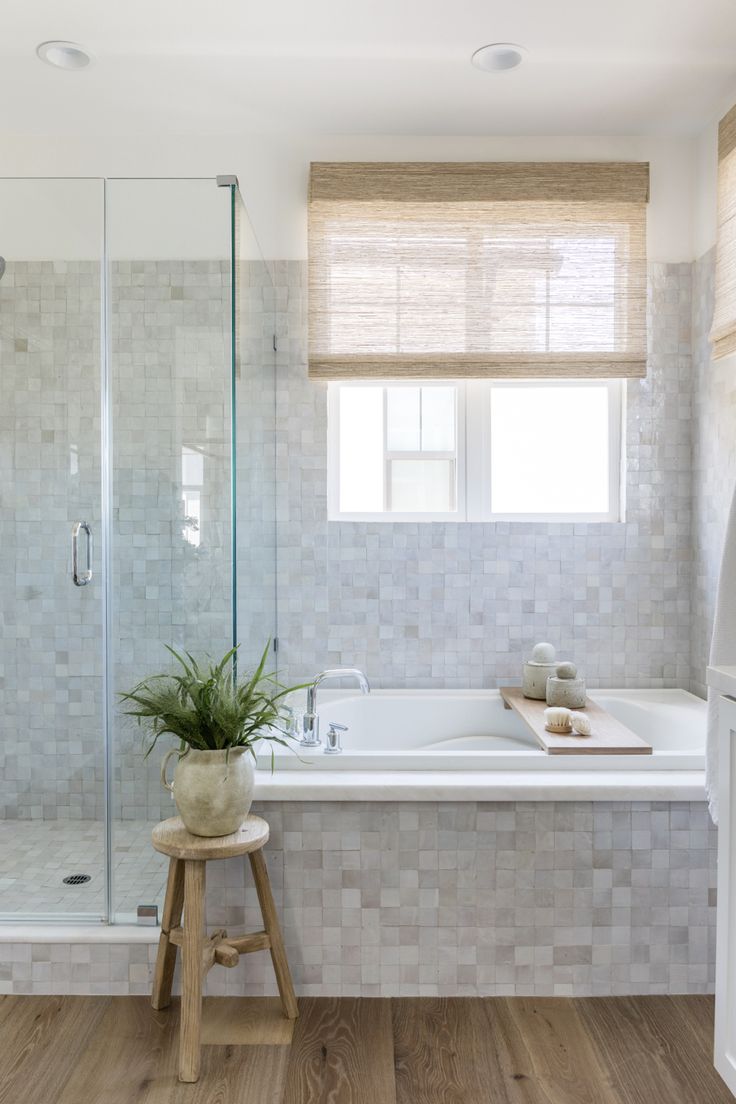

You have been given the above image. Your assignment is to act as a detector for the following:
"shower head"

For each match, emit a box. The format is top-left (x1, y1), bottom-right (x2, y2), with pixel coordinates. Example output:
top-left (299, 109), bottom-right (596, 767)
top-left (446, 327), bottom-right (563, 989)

top-left (0, 258), bottom-right (5, 280)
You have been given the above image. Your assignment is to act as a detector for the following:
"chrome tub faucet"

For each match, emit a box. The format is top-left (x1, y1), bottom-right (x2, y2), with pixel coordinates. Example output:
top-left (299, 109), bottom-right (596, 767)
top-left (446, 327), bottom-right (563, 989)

top-left (299, 667), bottom-right (370, 747)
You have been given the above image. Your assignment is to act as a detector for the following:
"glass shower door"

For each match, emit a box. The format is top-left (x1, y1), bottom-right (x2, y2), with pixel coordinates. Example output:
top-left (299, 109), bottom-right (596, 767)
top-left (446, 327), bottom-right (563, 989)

top-left (0, 179), bottom-right (107, 919)
top-left (0, 176), bottom-right (278, 925)
top-left (234, 186), bottom-right (277, 668)
top-left (106, 179), bottom-right (278, 923)
top-left (107, 179), bottom-right (237, 921)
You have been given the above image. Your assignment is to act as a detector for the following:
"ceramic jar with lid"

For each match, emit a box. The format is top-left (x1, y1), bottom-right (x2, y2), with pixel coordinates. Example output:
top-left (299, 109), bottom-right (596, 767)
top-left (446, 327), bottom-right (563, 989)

top-left (522, 642), bottom-right (558, 700)
top-left (545, 662), bottom-right (587, 709)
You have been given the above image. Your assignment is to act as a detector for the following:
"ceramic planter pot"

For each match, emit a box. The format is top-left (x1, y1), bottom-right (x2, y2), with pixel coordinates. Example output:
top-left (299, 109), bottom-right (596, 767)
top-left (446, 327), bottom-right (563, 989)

top-left (160, 747), bottom-right (254, 837)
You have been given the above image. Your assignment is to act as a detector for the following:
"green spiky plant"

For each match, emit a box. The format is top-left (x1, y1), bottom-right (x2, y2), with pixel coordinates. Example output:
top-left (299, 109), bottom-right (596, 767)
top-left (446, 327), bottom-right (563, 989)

top-left (119, 642), bottom-right (305, 769)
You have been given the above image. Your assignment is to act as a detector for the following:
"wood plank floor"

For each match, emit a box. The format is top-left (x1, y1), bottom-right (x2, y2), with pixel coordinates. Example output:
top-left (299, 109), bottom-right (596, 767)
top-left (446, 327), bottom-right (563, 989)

top-left (0, 995), bottom-right (730, 1104)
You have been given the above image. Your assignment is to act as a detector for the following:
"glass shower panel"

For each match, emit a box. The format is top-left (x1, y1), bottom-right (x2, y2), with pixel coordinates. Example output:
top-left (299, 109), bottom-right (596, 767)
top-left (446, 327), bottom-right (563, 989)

top-left (234, 189), bottom-right (277, 669)
top-left (0, 179), bottom-right (106, 919)
top-left (107, 179), bottom-right (235, 921)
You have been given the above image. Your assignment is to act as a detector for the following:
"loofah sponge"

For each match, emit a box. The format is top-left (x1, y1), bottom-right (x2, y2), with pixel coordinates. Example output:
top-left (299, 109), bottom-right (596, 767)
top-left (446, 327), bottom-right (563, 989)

top-left (570, 712), bottom-right (592, 737)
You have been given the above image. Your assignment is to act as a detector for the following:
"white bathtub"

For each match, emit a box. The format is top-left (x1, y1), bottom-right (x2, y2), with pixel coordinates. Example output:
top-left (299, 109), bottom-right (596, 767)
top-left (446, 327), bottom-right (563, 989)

top-left (253, 688), bottom-right (706, 801)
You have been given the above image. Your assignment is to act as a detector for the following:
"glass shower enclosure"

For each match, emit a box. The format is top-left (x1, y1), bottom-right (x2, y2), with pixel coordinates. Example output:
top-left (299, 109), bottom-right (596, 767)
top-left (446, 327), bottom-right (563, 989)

top-left (0, 177), bottom-right (276, 923)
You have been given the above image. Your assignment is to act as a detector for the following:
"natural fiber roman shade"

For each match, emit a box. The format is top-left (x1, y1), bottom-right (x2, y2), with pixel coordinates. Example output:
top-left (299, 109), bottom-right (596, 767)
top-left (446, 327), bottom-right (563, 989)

top-left (711, 106), bottom-right (736, 360)
top-left (308, 161), bottom-right (649, 380)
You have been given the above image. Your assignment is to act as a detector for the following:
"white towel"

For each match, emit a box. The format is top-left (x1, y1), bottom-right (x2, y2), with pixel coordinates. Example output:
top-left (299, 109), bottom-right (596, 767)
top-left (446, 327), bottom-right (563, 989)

top-left (707, 481), bottom-right (736, 824)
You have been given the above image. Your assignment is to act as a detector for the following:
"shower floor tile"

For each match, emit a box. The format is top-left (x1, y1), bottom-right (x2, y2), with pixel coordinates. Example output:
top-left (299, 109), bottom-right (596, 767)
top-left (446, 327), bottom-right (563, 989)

top-left (0, 821), bottom-right (169, 918)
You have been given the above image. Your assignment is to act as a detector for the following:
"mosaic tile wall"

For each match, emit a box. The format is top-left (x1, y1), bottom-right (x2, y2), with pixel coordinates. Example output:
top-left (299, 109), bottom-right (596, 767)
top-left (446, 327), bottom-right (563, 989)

top-left (0, 261), bottom-right (105, 822)
top-left (0, 258), bottom-right (275, 823)
top-left (112, 257), bottom-right (276, 824)
top-left (691, 249), bottom-right (736, 697)
top-left (0, 257), bottom-right (701, 825)
top-left (275, 261), bottom-right (694, 690)
top-left (0, 801), bottom-right (716, 997)
top-left (111, 259), bottom-right (234, 823)
top-left (0, 257), bottom-right (723, 1000)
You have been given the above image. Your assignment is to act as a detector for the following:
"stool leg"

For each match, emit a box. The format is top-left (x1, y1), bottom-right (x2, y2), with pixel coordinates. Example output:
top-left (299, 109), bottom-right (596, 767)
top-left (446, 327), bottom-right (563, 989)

top-left (248, 849), bottom-right (298, 1020)
top-left (151, 857), bottom-right (184, 1011)
top-left (180, 860), bottom-right (206, 1083)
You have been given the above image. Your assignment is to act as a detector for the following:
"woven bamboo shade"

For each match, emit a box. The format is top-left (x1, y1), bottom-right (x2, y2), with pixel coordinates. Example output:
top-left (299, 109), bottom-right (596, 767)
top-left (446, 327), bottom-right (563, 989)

top-left (308, 162), bottom-right (649, 380)
top-left (711, 106), bottom-right (736, 360)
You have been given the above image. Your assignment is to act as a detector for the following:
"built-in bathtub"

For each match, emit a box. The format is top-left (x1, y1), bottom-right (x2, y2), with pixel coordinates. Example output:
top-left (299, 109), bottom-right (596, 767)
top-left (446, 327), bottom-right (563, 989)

top-left (2, 687), bottom-right (711, 996)
top-left (254, 688), bottom-right (706, 801)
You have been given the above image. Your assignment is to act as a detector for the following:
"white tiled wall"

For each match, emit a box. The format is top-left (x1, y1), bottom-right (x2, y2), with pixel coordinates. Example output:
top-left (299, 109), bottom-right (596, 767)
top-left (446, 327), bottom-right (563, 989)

top-left (0, 258), bottom-right (276, 824)
top-left (0, 261), bottom-right (105, 822)
top-left (113, 257), bottom-right (276, 824)
top-left (111, 259), bottom-right (235, 823)
top-left (275, 261), bottom-right (694, 690)
top-left (691, 249), bottom-right (736, 696)
top-left (0, 254), bottom-right (730, 999)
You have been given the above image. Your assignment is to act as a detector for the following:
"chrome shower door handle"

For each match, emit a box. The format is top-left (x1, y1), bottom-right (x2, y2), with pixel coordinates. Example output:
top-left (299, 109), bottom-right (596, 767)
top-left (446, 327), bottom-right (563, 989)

top-left (72, 521), bottom-right (92, 587)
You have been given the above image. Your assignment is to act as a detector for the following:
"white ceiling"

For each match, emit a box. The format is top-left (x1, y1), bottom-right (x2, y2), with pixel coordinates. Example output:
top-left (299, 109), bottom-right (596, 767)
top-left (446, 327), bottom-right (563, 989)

top-left (2, 0), bottom-right (736, 137)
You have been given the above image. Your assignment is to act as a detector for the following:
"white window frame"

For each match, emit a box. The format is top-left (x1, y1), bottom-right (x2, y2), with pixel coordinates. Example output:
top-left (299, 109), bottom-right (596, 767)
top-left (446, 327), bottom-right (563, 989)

top-left (328, 379), bottom-right (624, 524)
top-left (470, 378), bottom-right (624, 524)
top-left (327, 380), bottom-right (466, 523)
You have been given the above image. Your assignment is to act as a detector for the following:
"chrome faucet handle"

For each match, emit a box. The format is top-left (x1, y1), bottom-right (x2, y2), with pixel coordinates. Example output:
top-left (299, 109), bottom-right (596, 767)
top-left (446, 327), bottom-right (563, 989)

top-left (300, 710), bottom-right (320, 747)
top-left (280, 704), bottom-right (297, 736)
top-left (324, 722), bottom-right (347, 755)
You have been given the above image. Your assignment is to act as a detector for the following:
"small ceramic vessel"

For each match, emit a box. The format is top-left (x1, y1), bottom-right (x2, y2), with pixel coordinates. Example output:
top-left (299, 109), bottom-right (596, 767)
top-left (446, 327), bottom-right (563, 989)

top-left (546, 662), bottom-right (587, 709)
top-left (522, 642), bottom-right (558, 700)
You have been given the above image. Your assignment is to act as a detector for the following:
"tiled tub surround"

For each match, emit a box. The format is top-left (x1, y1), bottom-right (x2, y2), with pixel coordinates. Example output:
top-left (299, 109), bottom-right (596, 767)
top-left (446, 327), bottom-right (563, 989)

top-left (0, 802), bottom-right (715, 997)
top-left (275, 260), bottom-right (694, 690)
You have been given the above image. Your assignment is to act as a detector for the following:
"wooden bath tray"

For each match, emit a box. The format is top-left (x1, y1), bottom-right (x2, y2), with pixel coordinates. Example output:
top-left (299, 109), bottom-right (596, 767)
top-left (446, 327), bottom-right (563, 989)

top-left (500, 687), bottom-right (652, 755)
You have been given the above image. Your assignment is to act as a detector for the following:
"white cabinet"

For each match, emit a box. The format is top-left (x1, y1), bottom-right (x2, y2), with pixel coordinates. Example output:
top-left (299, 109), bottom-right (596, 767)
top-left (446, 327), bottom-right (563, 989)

top-left (715, 693), bottom-right (736, 1095)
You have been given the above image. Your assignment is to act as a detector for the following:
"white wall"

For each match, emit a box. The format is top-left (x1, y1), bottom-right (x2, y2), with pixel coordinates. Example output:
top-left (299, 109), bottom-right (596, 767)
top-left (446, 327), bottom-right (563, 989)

top-left (694, 122), bottom-right (719, 258)
top-left (0, 131), bottom-right (699, 262)
top-left (0, 176), bottom-right (233, 260)
top-left (692, 83), bottom-right (736, 258)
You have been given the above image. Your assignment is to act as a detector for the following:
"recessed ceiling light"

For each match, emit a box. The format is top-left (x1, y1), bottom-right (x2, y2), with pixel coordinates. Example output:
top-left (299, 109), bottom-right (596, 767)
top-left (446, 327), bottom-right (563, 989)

top-left (36, 41), bottom-right (93, 70)
top-left (471, 43), bottom-right (525, 73)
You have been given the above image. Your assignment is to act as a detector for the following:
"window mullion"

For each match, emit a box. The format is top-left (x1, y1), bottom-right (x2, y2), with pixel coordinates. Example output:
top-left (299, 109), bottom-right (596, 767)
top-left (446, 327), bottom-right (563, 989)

top-left (382, 386), bottom-right (390, 512)
top-left (465, 379), bottom-right (490, 522)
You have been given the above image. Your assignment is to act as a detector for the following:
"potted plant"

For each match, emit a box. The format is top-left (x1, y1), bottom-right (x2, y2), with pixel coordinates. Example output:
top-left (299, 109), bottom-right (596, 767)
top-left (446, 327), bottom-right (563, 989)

top-left (120, 643), bottom-right (303, 837)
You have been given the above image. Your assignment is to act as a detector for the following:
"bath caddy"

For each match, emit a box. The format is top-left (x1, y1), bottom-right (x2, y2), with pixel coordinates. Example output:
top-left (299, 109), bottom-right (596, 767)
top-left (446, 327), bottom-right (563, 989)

top-left (500, 687), bottom-right (652, 755)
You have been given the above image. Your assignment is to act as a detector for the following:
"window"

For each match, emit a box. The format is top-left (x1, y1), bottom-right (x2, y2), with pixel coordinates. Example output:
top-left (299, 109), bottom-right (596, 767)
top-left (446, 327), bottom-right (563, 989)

top-left (711, 103), bottom-right (736, 359)
top-left (328, 380), bottom-right (623, 523)
top-left (331, 383), bottom-right (463, 521)
top-left (181, 446), bottom-right (204, 547)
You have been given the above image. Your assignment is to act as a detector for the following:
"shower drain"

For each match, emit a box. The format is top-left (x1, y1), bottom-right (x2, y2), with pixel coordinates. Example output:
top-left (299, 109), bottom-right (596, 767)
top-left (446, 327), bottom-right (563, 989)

top-left (62, 874), bottom-right (91, 886)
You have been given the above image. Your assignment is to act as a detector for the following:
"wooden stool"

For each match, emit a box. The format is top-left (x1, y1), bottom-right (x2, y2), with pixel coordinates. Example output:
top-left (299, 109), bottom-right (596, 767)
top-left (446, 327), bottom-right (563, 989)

top-left (150, 814), bottom-right (298, 1083)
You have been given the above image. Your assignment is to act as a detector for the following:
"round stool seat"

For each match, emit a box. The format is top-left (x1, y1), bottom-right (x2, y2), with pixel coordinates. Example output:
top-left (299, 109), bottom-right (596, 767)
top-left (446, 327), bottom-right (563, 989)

top-left (151, 814), bottom-right (269, 861)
